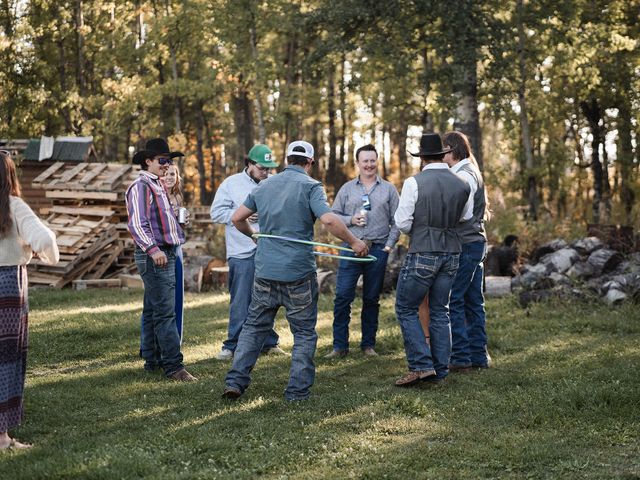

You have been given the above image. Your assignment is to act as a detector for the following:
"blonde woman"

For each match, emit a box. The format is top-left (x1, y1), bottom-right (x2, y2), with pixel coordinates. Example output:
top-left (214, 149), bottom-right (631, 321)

top-left (160, 164), bottom-right (186, 341)
top-left (0, 151), bottom-right (59, 449)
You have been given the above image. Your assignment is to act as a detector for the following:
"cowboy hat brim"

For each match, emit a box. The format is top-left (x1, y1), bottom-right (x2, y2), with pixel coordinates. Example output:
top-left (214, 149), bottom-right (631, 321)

top-left (132, 150), bottom-right (185, 165)
top-left (408, 146), bottom-right (452, 157)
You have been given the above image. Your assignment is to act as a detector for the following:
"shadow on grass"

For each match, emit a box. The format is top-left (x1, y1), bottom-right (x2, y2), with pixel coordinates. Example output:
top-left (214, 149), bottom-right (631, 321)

top-left (2, 291), bottom-right (638, 479)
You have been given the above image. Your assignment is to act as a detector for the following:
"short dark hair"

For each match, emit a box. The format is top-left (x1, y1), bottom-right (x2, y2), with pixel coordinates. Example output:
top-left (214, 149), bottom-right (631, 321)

top-left (355, 144), bottom-right (377, 161)
top-left (287, 146), bottom-right (311, 166)
top-left (420, 153), bottom-right (445, 162)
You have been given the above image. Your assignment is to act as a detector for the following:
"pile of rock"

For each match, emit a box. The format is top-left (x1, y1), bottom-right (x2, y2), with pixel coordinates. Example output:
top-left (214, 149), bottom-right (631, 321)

top-left (513, 237), bottom-right (640, 306)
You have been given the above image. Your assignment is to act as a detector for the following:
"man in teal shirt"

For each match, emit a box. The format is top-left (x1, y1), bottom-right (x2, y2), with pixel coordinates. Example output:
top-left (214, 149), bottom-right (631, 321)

top-left (223, 140), bottom-right (369, 401)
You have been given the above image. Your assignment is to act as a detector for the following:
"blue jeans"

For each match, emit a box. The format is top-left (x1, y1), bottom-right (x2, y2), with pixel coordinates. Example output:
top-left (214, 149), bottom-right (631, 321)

top-left (395, 252), bottom-right (460, 378)
top-left (449, 241), bottom-right (489, 367)
top-left (135, 247), bottom-right (184, 376)
top-left (225, 273), bottom-right (318, 401)
top-left (139, 246), bottom-right (184, 351)
top-left (332, 244), bottom-right (388, 350)
top-left (224, 254), bottom-right (279, 352)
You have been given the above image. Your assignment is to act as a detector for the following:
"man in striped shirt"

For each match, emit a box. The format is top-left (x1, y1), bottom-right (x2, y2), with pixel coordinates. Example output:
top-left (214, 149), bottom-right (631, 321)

top-left (126, 138), bottom-right (196, 382)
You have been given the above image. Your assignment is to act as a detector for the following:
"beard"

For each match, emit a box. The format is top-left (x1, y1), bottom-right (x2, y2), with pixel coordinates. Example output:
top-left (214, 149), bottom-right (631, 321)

top-left (247, 169), bottom-right (263, 183)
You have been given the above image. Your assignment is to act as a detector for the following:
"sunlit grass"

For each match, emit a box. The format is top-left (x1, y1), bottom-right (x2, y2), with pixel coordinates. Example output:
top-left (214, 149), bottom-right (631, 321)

top-left (0, 288), bottom-right (638, 479)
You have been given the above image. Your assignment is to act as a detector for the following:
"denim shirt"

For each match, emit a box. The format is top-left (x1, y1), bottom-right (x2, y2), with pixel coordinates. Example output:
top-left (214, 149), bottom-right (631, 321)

top-left (244, 166), bottom-right (332, 282)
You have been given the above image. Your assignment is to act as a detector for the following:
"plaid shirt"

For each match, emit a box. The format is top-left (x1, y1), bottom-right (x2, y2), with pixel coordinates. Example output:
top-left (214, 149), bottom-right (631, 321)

top-left (126, 171), bottom-right (185, 255)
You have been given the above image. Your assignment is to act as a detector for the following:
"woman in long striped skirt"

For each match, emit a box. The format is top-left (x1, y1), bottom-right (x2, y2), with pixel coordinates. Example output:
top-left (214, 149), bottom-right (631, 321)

top-left (0, 151), bottom-right (59, 449)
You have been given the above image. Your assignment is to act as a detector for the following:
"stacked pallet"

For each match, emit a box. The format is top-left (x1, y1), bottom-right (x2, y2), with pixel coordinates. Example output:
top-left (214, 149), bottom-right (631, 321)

top-left (28, 207), bottom-right (124, 288)
top-left (29, 162), bottom-right (139, 288)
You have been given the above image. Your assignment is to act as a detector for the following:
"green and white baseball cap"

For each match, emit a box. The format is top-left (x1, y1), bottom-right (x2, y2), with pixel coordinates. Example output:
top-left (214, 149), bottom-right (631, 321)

top-left (248, 144), bottom-right (279, 168)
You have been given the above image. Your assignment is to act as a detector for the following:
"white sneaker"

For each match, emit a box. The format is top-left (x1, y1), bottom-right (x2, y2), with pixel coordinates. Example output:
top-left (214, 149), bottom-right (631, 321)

top-left (215, 348), bottom-right (233, 360)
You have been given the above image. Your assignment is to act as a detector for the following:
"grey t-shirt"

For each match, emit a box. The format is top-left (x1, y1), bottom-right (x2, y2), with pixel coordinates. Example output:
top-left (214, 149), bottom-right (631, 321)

top-left (244, 165), bottom-right (332, 282)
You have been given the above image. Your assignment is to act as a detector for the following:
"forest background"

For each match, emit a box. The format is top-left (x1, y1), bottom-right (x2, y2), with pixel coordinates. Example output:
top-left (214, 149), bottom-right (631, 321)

top-left (1, 0), bottom-right (639, 246)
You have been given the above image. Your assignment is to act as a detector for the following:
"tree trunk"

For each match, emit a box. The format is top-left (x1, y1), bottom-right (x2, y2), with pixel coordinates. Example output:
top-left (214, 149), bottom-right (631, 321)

top-left (311, 118), bottom-right (321, 180)
top-left (1, 0), bottom-right (13, 37)
top-left (195, 101), bottom-right (209, 205)
top-left (56, 16), bottom-right (73, 133)
top-left (602, 134), bottom-right (612, 222)
top-left (204, 114), bottom-right (217, 201)
top-left (249, 18), bottom-right (266, 144)
top-left (232, 86), bottom-right (254, 172)
top-left (327, 63), bottom-right (339, 187)
top-left (75, 0), bottom-right (85, 96)
top-left (281, 38), bottom-right (299, 149)
top-left (338, 54), bottom-right (348, 166)
top-left (617, 90), bottom-right (636, 224)
top-left (516, 0), bottom-right (538, 221)
top-left (452, 0), bottom-right (482, 170)
top-left (169, 46), bottom-right (181, 134)
top-left (580, 98), bottom-right (604, 223)
top-left (421, 47), bottom-right (434, 131)
top-left (395, 110), bottom-right (409, 177)
top-left (381, 124), bottom-right (388, 180)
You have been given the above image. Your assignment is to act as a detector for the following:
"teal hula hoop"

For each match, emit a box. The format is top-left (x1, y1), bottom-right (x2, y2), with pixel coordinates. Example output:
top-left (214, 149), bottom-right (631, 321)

top-left (252, 233), bottom-right (378, 263)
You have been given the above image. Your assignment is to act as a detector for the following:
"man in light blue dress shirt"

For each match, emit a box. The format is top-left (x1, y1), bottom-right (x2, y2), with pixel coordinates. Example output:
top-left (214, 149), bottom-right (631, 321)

top-left (210, 144), bottom-right (285, 360)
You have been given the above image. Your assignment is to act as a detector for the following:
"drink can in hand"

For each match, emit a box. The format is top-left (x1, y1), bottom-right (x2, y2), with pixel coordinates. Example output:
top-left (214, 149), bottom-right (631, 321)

top-left (360, 208), bottom-right (368, 226)
top-left (178, 207), bottom-right (188, 224)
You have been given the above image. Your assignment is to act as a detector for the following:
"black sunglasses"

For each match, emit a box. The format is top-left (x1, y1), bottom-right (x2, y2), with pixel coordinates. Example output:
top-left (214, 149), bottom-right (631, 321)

top-left (156, 157), bottom-right (174, 166)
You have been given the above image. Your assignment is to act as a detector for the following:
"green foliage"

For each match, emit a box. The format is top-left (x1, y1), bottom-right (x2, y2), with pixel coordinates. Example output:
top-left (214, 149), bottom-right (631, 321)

top-left (1, 289), bottom-right (638, 478)
top-left (0, 1), bottom-right (638, 227)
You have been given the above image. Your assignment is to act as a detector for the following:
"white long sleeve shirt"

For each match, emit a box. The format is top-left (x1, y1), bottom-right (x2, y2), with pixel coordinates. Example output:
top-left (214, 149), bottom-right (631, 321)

top-left (1, 196), bottom-right (59, 266)
top-left (394, 163), bottom-right (473, 234)
top-left (210, 169), bottom-right (260, 259)
top-left (450, 158), bottom-right (478, 219)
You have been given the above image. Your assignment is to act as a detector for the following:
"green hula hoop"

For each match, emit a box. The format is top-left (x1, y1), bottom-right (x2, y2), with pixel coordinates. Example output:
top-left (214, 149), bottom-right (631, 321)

top-left (252, 233), bottom-right (378, 263)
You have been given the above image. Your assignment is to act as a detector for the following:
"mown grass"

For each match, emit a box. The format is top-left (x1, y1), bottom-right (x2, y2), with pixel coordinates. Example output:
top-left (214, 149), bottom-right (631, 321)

top-left (2, 288), bottom-right (638, 479)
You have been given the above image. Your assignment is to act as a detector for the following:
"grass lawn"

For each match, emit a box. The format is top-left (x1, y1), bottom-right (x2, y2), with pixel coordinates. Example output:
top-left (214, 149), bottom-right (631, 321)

top-left (2, 287), bottom-right (639, 479)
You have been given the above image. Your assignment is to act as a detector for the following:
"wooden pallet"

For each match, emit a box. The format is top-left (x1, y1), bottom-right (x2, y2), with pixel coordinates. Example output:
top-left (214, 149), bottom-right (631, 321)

top-left (32, 162), bottom-right (138, 192)
top-left (72, 279), bottom-right (122, 290)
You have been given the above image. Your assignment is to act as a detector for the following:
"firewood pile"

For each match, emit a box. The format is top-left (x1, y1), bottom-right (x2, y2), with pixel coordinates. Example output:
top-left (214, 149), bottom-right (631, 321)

top-left (28, 162), bottom-right (139, 288)
top-left (513, 234), bottom-right (640, 306)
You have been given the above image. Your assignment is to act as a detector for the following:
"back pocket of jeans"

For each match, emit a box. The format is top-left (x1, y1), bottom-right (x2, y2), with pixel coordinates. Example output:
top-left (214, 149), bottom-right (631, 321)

top-left (286, 279), bottom-right (312, 308)
top-left (415, 253), bottom-right (437, 279)
top-left (252, 279), bottom-right (271, 306)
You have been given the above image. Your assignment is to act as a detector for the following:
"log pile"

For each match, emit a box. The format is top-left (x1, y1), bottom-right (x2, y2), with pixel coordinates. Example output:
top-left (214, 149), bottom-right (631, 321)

top-left (513, 236), bottom-right (640, 306)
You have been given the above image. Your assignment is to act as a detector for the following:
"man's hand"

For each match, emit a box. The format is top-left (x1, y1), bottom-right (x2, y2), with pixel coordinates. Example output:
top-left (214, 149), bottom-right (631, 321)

top-left (248, 213), bottom-right (259, 224)
top-left (351, 212), bottom-right (366, 227)
top-left (150, 250), bottom-right (168, 267)
top-left (351, 239), bottom-right (369, 257)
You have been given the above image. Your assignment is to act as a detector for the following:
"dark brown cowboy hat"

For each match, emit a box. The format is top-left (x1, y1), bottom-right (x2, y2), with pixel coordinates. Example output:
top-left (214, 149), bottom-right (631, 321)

top-left (409, 133), bottom-right (452, 157)
top-left (132, 138), bottom-right (185, 165)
